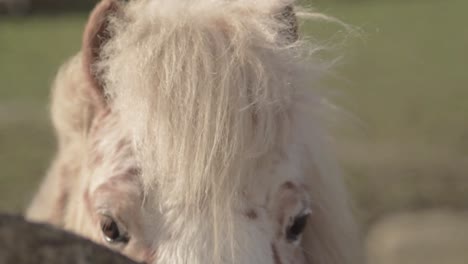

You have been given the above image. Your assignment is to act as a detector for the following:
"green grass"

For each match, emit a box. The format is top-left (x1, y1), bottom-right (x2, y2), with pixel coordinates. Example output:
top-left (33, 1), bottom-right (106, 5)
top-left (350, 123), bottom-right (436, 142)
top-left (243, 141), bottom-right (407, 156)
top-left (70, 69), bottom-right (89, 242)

top-left (0, 14), bottom-right (85, 212)
top-left (305, 0), bottom-right (468, 146)
top-left (0, 14), bottom-right (85, 101)
top-left (0, 1), bottom-right (467, 226)
top-left (306, 0), bottom-right (468, 224)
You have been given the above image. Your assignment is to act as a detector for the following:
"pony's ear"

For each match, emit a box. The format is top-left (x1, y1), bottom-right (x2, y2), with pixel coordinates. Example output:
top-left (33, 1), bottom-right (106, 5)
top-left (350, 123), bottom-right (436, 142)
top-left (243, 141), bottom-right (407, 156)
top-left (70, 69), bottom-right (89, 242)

top-left (82, 0), bottom-right (121, 108)
top-left (257, 0), bottom-right (298, 43)
top-left (276, 5), bottom-right (298, 43)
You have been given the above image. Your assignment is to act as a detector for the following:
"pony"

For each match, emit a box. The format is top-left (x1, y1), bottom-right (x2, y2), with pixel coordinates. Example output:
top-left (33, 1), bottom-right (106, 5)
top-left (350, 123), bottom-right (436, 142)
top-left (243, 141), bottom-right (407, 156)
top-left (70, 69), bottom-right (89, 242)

top-left (26, 0), bottom-right (361, 263)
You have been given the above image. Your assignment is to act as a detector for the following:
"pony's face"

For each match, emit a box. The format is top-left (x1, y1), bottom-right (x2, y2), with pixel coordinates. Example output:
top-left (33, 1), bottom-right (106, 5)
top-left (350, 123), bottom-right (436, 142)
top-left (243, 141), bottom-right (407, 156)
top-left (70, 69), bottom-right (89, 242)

top-left (71, 110), bottom-right (313, 264)
top-left (60, 0), bottom-right (359, 263)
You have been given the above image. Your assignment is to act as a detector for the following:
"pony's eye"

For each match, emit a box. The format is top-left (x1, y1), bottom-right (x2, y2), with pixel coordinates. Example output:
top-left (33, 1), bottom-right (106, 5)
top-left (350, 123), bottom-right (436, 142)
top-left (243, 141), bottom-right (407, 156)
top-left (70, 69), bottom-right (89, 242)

top-left (286, 212), bottom-right (310, 242)
top-left (100, 216), bottom-right (130, 244)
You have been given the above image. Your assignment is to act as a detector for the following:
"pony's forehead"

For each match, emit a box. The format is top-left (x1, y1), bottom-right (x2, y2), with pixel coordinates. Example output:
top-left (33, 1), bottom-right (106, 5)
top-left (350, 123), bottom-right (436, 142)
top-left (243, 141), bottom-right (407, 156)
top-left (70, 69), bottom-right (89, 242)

top-left (86, 123), bottom-right (311, 217)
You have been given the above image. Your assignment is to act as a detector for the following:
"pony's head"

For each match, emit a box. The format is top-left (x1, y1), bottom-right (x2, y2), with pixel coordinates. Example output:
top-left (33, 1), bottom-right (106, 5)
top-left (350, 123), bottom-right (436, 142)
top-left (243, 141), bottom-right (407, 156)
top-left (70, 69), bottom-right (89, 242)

top-left (53, 0), bottom-right (360, 263)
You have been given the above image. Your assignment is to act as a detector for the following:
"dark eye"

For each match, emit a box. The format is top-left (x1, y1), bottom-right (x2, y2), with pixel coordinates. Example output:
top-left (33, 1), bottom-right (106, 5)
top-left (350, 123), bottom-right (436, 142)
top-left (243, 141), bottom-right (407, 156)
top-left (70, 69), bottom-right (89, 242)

top-left (100, 216), bottom-right (130, 244)
top-left (286, 212), bottom-right (310, 242)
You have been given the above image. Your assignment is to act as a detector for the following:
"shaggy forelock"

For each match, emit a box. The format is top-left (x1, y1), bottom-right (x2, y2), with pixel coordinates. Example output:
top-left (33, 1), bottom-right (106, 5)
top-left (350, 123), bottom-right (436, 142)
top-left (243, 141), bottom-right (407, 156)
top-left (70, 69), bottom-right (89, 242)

top-left (99, 0), bottom-right (316, 206)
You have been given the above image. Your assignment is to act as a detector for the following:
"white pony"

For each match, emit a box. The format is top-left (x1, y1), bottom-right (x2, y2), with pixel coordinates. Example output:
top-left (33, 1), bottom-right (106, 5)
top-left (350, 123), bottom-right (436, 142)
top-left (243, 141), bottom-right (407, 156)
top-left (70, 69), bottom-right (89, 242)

top-left (27, 0), bottom-right (361, 263)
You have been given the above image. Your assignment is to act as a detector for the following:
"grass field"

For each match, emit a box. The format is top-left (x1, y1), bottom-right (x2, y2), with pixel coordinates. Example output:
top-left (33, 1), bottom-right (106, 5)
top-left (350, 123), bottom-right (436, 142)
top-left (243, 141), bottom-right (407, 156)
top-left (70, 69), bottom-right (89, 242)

top-left (0, 14), bottom-right (85, 211)
top-left (0, 0), bottom-right (467, 226)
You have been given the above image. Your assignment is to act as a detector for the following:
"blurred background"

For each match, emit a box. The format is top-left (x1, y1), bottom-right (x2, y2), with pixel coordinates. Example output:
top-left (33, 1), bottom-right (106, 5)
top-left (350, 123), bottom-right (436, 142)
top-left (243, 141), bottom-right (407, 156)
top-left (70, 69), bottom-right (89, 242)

top-left (0, 0), bottom-right (467, 263)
